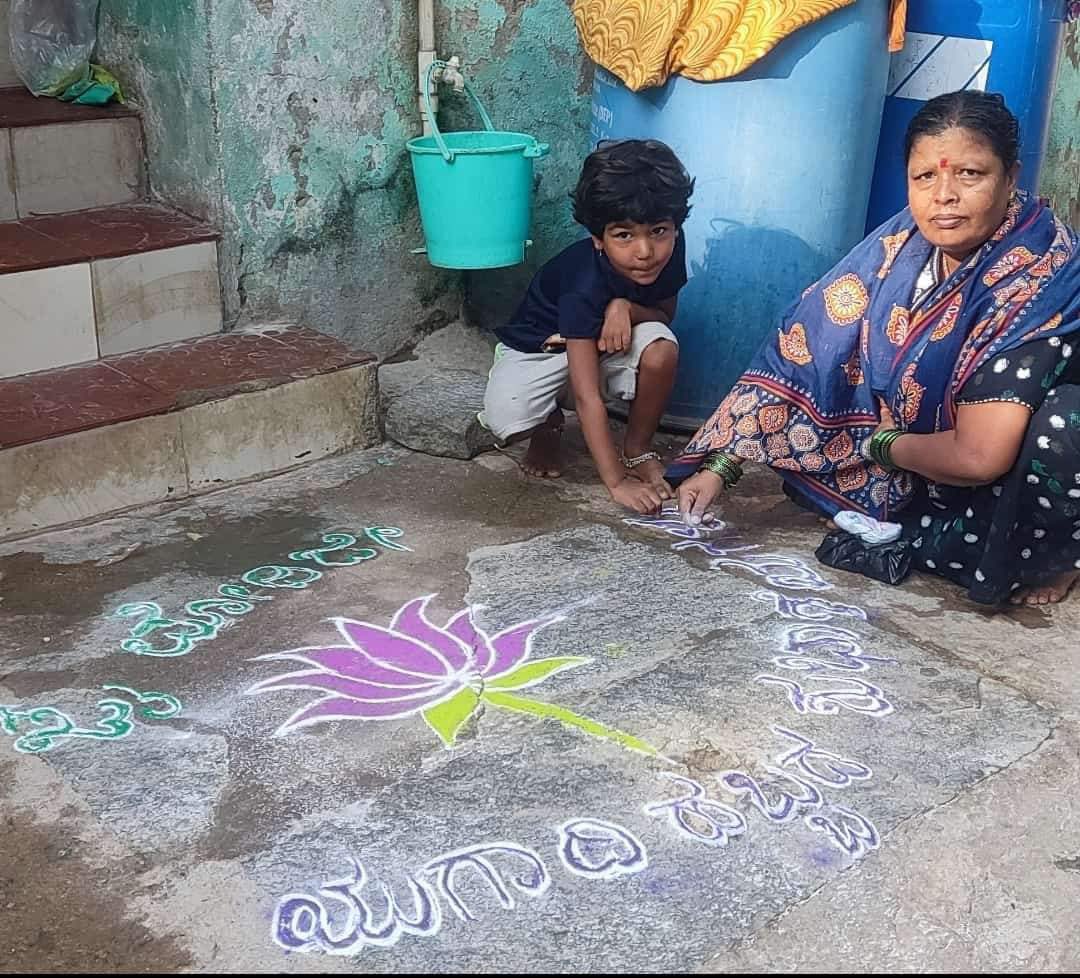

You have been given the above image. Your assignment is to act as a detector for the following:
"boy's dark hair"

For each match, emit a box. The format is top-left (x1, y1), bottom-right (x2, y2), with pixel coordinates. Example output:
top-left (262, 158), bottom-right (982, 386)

top-left (572, 139), bottom-right (694, 238)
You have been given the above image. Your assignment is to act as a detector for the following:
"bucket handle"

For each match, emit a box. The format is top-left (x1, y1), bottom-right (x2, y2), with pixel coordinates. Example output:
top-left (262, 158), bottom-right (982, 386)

top-left (424, 60), bottom-right (496, 163)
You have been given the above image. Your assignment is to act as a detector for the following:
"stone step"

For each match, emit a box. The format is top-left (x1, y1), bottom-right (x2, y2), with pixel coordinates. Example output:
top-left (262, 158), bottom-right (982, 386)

top-left (379, 322), bottom-right (497, 460)
top-left (0, 202), bottom-right (222, 377)
top-left (0, 84), bottom-right (144, 217)
top-left (0, 325), bottom-right (381, 539)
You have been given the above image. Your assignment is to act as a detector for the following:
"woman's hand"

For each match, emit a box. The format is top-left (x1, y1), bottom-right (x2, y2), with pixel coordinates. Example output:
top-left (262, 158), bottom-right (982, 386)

top-left (889, 401), bottom-right (1031, 487)
top-left (677, 470), bottom-right (725, 525)
top-left (876, 398), bottom-right (898, 433)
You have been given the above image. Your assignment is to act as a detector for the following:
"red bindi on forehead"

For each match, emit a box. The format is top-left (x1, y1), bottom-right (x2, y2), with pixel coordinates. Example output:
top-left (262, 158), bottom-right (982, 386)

top-left (939, 158), bottom-right (949, 169)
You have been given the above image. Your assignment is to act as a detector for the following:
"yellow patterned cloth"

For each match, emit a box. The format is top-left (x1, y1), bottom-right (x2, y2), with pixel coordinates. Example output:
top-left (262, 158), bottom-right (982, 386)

top-left (573, 0), bottom-right (908, 91)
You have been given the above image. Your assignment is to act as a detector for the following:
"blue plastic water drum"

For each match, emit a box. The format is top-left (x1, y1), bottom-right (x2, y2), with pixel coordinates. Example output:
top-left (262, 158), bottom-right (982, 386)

top-left (865, 0), bottom-right (1067, 231)
top-left (589, 0), bottom-right (891, 429)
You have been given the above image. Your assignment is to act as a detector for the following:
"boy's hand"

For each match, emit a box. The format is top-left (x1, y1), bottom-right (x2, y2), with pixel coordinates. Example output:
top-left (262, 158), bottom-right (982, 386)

top-left (611, 477), bottom-right (663, 514)
top-left (598, 298), bottom-right (632, 354)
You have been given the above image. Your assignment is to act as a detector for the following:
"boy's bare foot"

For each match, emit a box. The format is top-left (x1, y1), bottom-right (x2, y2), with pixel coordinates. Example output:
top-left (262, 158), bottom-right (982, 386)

top-left (1010, 570), bottom-right (1079, 607)
top-left (623, 450), bottom-right (673, 499)
top-left (522, 411), bottom-right (564, 479)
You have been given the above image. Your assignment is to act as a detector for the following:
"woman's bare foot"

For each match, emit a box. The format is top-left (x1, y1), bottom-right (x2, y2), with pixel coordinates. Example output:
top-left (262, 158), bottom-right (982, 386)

top-left (623, 449), bottom-right (673, 500)
top-left (522, 412), bottom-right (564, 478)
top-left (1010, 571), bottom-right (1080, 607)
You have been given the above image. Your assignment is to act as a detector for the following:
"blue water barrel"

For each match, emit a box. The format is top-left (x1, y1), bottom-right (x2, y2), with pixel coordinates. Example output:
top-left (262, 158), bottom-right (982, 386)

top-left (865, 0), bottom-right (1067, 231)
top-left (590, 0), bottom-right (891, 430)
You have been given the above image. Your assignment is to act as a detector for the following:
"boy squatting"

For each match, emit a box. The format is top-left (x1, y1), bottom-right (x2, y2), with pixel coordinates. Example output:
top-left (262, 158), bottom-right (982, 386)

top-left (479, 139), bottom-right (695, 515)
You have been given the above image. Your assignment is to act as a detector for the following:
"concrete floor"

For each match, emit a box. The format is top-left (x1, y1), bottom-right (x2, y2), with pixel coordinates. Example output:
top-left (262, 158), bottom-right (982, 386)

top-left (1, 428), bottom-right (1077, 973)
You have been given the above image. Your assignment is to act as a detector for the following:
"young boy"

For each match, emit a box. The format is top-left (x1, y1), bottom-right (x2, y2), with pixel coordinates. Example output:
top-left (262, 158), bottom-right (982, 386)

top-left (479, 139), bottom-right (694, 514)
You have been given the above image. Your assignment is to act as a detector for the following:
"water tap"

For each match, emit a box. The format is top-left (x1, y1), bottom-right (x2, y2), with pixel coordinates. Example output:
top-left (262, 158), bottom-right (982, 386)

top-left (439, 56), bottom-right (466, 93)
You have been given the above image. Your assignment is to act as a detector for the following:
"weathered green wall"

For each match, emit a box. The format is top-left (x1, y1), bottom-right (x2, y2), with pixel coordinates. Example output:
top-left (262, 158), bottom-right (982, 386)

top-left (437, 0), bottom-right (593, 329)
top-left (96, 0), bottom-right (590, 358)
top-left (97, 0), bottom-right (221, 223)
top-left (1043, 21), bottom-right (1080, 227)
top-left (207, 0), bottom-right (463, 354)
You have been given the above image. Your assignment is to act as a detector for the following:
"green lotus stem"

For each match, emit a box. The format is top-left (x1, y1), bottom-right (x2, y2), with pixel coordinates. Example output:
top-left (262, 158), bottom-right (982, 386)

top-left (482, 690), bottom-right (671, 762)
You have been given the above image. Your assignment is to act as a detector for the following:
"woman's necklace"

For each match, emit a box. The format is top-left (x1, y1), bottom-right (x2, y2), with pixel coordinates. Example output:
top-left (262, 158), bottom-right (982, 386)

top-left (935, 246), bottom-right (947, 282)
top-left (912, 248), bottom-right (942, 309)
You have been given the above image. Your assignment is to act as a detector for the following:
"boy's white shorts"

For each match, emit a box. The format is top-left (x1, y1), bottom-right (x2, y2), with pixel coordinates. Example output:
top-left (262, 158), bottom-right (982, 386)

top-left (477, 321), bottom-right (678, 443)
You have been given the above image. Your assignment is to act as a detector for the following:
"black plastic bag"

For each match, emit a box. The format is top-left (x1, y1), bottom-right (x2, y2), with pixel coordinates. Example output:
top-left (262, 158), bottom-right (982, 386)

top-left (815, 528), bottom-right (913, 586)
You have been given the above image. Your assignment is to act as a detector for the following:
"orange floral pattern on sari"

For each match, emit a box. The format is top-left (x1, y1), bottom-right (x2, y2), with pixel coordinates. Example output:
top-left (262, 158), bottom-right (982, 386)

top-left (778, 323), bottom-right (813, 365)
top-left (823, 273), bottom-right (869, 326)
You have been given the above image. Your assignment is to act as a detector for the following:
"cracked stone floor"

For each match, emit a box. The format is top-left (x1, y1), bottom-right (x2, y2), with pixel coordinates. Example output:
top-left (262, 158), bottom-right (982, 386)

top-left (1, 429), bottom-right (1078, 973)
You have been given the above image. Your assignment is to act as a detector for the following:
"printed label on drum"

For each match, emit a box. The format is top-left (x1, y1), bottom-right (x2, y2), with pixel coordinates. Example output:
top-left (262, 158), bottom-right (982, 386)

top-left (888, 33), bottom-right (993, 101)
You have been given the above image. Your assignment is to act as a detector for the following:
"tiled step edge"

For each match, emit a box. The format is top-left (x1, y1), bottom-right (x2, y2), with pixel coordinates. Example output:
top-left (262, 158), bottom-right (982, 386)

top-left (0, 362), bottom-right (381, 540)
top-left (0, 203), bottom-right (225, 377)
top-left (0, 85), bottom-right (141, 128)
top-left (0, 203), bottom-right (220, 275)
top-left (1, 114), bottom-right (144, 218)
top-left (0, 239), bottom-right (224, 377)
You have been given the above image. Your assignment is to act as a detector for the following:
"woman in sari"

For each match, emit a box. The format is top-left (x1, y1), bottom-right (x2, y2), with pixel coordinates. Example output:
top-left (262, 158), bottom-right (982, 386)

top-left (669, 90), bottom-right (1080, 607)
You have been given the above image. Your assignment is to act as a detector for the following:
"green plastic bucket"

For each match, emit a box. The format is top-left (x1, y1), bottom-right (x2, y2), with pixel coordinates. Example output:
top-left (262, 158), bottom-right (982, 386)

top-left (407, 64), bottom-right (549, 269)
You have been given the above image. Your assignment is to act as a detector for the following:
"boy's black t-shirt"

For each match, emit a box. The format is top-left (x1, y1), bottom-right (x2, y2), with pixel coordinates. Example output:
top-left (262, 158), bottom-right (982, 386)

top-left (495, 233), bottom-right (687, 354)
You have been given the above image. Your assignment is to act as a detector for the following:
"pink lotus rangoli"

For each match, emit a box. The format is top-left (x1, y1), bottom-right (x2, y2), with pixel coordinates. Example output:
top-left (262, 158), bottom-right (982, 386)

top-left (246, 595), bottom-right (661, 756)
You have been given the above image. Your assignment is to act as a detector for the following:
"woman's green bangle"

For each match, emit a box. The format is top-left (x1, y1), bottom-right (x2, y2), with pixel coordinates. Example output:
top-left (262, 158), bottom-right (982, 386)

top-left (701, 451), bottom-right (744, 488)
top-left (868, 428), bottom-right (904, 470)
